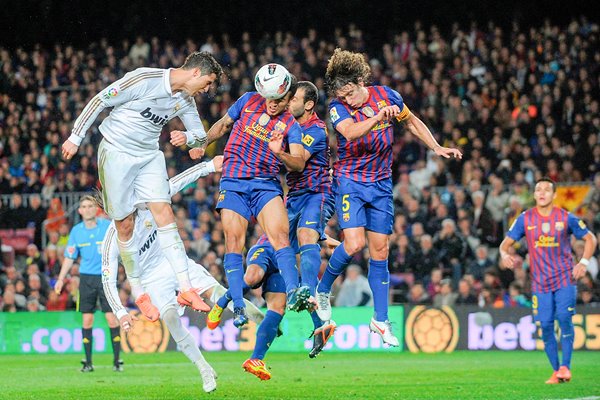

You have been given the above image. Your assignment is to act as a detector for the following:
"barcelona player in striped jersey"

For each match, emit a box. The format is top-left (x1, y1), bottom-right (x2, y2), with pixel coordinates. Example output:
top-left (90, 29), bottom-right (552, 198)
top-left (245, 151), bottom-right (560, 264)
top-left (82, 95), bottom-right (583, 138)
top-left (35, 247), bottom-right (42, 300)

top-left (500, 178), bottom-right (597, 384)
top-left (286, 81), bottom-right (337, 355)
top-left (201, 65), bottom-right (310, 327)
top-left (315, 49), bottom-right (462, 346)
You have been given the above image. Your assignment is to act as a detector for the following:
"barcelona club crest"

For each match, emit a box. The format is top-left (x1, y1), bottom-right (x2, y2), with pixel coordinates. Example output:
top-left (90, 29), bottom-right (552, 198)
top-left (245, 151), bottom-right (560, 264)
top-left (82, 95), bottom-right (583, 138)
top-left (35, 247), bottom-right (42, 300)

top-left (555, 221), bottom-right (564, 231)
top-left (343, 213), bottom-right (350, 222)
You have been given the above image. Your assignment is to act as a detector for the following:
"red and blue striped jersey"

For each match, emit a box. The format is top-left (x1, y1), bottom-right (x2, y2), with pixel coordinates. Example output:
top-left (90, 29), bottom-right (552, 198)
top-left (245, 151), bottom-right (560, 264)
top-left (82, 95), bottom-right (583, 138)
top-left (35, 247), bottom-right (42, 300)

top-left (286, 112), bottom-right (331, 195)
top-left (222, 92), bottom-right (302, 179)
top-left (507, 206), bottom-right (590, 293)
top-left (329, 85), bottom-right (408, 183)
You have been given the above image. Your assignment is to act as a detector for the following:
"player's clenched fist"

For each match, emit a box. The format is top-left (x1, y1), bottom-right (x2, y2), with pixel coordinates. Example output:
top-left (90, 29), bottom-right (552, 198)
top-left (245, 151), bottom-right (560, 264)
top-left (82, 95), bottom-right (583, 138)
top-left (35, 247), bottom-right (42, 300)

top-left (268, 131), bottom-right (284, 156)
top-left (61, 140), bottom-right (79, 160)
top-left (170, 130), bottom-right (187, 147)
top-left (212, 155), bottom-right (224, 172)
top-left (189, 147), bottom-right (205, 160)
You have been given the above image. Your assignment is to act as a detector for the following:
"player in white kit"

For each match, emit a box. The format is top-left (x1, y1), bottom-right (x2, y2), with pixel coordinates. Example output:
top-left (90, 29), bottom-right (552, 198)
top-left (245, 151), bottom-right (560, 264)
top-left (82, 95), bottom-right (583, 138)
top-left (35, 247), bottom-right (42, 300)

top-left (62, 52), bottom-right (223, 313)
top-left (102, 156), bottom-right (265, 393)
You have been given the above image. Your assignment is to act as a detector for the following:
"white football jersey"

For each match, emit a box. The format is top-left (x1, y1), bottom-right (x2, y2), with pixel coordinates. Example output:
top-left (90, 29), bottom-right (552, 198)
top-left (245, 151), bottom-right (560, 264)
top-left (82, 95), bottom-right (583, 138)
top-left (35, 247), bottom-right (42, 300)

top-left (70, 67), bottom-right (206, 155)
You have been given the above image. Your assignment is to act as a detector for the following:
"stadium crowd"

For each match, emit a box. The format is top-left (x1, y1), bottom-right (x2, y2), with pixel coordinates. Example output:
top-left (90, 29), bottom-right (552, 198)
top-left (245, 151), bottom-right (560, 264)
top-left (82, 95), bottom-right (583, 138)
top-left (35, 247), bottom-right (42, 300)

top-left (1, 17), bottom-right (600, 313)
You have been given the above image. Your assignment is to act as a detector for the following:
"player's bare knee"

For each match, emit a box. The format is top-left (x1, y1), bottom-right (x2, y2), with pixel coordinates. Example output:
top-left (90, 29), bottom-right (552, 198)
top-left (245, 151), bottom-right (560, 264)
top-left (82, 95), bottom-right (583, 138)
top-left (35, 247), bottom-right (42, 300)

top-left (370, 248), bottom-right (389, 260)
top-left (223, 230), bottom-right (245, 253)
top-left (244, 267), bottom-right (264, 287)
top-left (148, 202), bottom-right (175, 226)
top-left (344, 237), bottom-right (365, 255)
top-left (297, 228), bottom-right (318, 246)
top-left (270, 233), bottom-right (291, 250)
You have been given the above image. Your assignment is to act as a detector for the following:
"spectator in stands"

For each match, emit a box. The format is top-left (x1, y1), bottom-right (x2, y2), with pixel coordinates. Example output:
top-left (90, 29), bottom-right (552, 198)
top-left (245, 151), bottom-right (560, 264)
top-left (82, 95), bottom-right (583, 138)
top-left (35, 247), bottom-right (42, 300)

top-left (27, 194), bottom-right (47, 247)
top-left (433, 279), bottom-right (458, 307)
top-left (45, 289), bottom-right (68, 311)
top-left (2, 285), bottom-right (17, 312)
top-left (407, 282), bottom-right (430, 305)
top-left (6, 193), bottom-right (29, 229)
top-left (45, 198), bottom-right (67, 234)
top-left (467, 245), bottom-right (494, 281)
top-left (433, 218), bottom-right (466, 280)
top-left (472, 190), bottom-right (498, 247)
top-left (413, 234), bottom-right (440, 283)
top-left (455, 278), bottom-right (478, 305)
top-left (335, 264), bottom-right (373, 307)
top-left (25, 244), bottom-right (44, 272)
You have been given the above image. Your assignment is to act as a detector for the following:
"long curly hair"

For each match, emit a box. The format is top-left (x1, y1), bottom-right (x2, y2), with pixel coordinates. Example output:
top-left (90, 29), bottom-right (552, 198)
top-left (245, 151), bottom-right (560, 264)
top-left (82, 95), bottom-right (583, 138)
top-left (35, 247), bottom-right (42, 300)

top-left (325, 48), bottom-right (371, 96)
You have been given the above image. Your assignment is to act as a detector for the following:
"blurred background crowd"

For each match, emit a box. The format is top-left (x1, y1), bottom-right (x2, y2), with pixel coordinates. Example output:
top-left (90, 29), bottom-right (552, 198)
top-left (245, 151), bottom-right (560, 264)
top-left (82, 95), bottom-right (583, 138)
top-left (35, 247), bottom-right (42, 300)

top-left (1, 14), bottom-right (600, 313)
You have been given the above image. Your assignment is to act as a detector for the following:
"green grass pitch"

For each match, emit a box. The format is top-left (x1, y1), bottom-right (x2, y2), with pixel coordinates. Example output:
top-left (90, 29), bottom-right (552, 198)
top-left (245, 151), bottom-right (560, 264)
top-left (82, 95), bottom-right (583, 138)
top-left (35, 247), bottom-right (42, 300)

top-left (1, 351), bottom-right (599, 399)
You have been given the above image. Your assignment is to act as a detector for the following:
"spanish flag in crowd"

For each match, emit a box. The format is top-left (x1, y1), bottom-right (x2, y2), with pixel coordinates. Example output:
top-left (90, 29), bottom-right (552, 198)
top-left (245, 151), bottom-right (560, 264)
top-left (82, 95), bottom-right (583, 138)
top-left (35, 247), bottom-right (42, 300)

top-left (554, 185), bottom-right (590, 216)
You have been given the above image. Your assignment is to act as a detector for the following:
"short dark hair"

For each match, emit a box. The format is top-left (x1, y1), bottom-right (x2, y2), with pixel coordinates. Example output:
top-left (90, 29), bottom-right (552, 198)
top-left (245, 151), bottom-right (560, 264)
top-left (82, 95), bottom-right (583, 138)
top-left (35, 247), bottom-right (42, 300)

top-left (181, 51), bottom-right (223, 80)
top-left (535, 177), bottom-right (556, 192)
top-left (297, 81), bottom-right (318, 109)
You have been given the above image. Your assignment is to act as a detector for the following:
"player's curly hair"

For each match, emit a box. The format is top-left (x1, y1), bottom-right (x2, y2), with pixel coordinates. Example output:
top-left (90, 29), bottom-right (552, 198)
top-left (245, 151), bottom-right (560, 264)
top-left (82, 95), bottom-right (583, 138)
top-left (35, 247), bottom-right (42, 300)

top-left (325, 48), bottom-right (371, 96)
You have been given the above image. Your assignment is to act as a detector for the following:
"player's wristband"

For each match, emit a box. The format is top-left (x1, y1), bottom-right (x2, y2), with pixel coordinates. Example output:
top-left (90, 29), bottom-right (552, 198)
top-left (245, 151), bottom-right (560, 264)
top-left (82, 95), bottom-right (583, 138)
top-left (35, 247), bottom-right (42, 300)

top-left (68, 134), bottom-right (83, 146)
top-left (580, 258), bottom-right (590, 266)
top-left (206, 160), bottom-right (216, 174)
top-left (115, 308), bottom-right (129, 320)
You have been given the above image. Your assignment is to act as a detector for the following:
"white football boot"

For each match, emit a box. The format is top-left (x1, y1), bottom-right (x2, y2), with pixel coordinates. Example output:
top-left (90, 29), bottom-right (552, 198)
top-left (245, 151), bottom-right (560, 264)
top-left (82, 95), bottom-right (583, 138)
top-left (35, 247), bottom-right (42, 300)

top-left (369, 318), bottom-right (400, 347)
top-left (315, 290), bottom-right (332, 321)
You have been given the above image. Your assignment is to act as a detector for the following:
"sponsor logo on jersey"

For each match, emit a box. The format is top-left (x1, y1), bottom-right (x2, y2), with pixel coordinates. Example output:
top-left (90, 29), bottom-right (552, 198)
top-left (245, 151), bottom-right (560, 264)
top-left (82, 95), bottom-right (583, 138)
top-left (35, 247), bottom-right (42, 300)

top-left (140, 107), bottom-right (169, 126)
top-left (139, 230), bottom-right (158, 255)
top-left (302, 133), bottom-right (314, 146)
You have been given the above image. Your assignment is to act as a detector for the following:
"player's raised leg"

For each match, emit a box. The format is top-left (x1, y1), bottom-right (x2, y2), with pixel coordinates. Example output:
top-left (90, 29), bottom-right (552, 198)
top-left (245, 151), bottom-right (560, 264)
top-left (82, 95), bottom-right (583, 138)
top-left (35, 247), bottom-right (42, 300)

top-left (316, 227), bottom-right (363, 320)
top-left (258, 197), bottom-right (309, 312)
top-left (147, 201), bottom-right (208, 312)
top-left (162, 306), bottom-right (216, 392)
top-left (243, 283), bottom-right (286, 381)
top-left (366, 230), bottom-right (398, 346)
top-left (220, 208), bottom-right (251, 326)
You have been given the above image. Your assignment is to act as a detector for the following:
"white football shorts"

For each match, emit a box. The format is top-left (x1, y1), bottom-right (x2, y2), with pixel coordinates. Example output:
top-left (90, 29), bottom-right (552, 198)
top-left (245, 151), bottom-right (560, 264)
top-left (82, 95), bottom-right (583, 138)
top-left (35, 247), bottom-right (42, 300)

top-left (98, 138), bottom-right (170, 220)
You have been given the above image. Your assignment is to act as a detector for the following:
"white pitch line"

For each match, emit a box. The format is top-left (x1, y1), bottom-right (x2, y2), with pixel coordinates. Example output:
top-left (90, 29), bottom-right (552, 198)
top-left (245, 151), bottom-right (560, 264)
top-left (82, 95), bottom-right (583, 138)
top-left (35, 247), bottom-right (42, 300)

top-left (547, 397), bottom-right (600, 400)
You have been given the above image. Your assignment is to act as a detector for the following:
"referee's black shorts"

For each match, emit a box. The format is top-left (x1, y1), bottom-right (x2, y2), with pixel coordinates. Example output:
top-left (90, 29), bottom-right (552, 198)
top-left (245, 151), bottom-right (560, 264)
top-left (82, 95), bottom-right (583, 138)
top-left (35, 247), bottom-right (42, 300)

top-left (79, 273), bottom-right (112, 313)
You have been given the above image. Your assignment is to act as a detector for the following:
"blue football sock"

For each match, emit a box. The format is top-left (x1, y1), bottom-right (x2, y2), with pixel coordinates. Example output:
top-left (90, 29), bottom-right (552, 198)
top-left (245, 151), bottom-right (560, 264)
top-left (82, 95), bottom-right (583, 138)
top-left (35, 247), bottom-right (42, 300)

top-left (252, 310), bottom-right (283, 360)
top-left (299, 244), bottom-right (321, 296)
top-left (541, 321), bottom-right (559, 371)
top-left (368, 259), bottom-right (390, 321)
top-left (216, 291), bottom-right (232, 309)
top-left (274, 246), bottom-right (299, 293)
top-left (310, 311), bottom-right (323, 330)
top-left (223, 253), bottom-right (245, 309)
top-left (217, 282), bottom-right (251, 309)
top-left (557, 314), bottom-right (574, 368)
top-left (317, 244), bottom-right (352, 294)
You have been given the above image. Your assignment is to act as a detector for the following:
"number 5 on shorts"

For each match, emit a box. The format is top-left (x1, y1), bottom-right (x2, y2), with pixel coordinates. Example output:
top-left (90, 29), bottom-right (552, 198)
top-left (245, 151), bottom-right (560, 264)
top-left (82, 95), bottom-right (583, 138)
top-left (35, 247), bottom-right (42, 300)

top-left (342, 194), bottom-right (350, 212)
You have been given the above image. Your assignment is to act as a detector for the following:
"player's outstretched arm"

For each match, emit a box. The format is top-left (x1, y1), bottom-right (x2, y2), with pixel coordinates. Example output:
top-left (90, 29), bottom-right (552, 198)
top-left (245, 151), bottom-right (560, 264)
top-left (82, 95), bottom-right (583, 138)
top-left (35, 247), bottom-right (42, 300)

top-left (168, 156), bottom-right (223, 194)
top-left (404, 112), bottom-right (462, 159)
top-left (574, 231), bottom-right (598, 279)
top-left (205, 114), bottom-right (235, 147)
